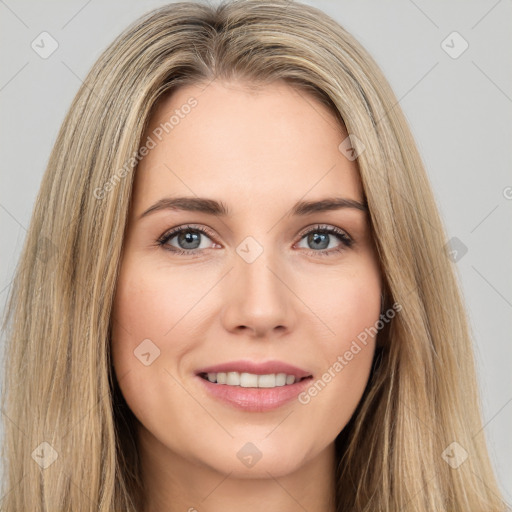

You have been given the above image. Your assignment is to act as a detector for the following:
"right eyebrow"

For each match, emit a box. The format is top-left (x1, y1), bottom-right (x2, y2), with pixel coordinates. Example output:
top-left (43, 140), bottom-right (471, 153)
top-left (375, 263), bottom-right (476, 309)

top-left (139, 197), bottom-right (231, 219)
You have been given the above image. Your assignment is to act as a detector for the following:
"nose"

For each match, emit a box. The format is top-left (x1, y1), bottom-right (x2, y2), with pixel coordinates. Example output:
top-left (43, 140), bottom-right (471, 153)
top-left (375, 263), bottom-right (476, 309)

top-left (220, 244), bottom-right (297, 338)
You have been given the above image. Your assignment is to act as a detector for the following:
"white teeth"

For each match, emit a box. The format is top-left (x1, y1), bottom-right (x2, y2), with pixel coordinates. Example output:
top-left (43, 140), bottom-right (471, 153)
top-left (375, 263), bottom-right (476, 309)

top-left (240, 372), bottom-right (258, 387)
top-left (258, 374), bottom-right (275, 388)
top-left (203, 371), bottom-right (301, 388)
top-left (226, 372), bottom-right (240, 385)
top-left (286, 375), bottom-right (295, 385)
top-left (275, 373), bottom-right (287, 386)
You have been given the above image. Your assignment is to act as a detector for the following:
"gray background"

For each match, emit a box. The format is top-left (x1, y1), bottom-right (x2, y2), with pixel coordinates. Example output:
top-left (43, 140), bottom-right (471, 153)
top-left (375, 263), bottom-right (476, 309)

top-left (1, 0), bottom-right (511, 503)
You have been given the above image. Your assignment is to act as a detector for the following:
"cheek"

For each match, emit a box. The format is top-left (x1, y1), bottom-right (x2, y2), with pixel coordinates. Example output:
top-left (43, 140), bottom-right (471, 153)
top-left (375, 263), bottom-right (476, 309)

top-left (335, 278), bottom-right (381, 342)
top-left (294, 259), bottom-right (381, 438)
top-left (110, 257), bottom-right (217, 417)
top-left (301, 255), bottom-right (382, 346)
top-left (110, 259), bottom-right (178, 390)
top-left (111, 258), bottom-right (203, 357)
top-left (110, 261), bottom-right (187, 435)
top-left (113, 275), bottom-right (167, 338)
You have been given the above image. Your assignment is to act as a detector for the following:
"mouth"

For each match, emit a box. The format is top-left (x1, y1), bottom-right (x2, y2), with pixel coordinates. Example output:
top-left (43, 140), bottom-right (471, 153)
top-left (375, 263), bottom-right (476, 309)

top-left (198, 371), bottom-right (313, 388)
top-left (194, 361), bottom-right (314, 412)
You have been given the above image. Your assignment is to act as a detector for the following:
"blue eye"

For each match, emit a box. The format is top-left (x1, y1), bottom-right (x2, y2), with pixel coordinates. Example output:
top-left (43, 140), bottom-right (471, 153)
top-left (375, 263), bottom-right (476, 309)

top-left (296, 225), bottom-right (353, 256)
top-left (157, 224), bottom-right (353, 257)
top-left (157, 224), bottom-right (217, 255)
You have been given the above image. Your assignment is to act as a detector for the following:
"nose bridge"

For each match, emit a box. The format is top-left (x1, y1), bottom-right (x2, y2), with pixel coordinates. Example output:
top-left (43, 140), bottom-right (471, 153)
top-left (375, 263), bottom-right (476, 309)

top-left (239, 241), bottom-right (282, 296)
top-left (221, 234), bottom-right (295, 336)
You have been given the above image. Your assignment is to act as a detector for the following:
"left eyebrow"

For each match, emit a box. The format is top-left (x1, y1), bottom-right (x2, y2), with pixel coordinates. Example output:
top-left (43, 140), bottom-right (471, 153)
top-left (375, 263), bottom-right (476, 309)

top-left (138, 195), bottom-right (368, 220)
top-left (290, 197), bottom-right (368, 215)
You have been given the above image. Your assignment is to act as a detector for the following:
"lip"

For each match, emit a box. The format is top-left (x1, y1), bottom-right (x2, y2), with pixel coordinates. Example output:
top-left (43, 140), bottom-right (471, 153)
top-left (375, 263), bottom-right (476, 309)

top-left (196, 374), bottom-right (314, 412)
top-left (196, 360), bottom-right (312, 380)
top-left (195, 359), bottom-right (313, 412)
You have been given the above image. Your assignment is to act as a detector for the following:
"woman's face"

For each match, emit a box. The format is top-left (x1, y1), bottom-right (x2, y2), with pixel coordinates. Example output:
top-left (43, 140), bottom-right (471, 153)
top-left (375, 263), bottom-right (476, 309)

top-left (111, 79), bottom-right (382, 479)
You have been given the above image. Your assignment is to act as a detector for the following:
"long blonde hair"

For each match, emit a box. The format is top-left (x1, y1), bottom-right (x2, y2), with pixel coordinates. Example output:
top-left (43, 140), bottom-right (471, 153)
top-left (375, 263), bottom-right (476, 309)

top-left (1, 1), bottom-right (507, 510)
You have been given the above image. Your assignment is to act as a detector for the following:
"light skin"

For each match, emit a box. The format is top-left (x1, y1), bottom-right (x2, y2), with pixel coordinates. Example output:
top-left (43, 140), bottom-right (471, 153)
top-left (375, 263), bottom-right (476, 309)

top-left (111, 79), bottom-right (382, 512)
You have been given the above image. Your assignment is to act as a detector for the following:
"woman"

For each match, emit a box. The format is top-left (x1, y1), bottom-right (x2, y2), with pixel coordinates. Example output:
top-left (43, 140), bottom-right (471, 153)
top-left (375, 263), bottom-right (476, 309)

top-left (1, 1), bottom-right (507, 511)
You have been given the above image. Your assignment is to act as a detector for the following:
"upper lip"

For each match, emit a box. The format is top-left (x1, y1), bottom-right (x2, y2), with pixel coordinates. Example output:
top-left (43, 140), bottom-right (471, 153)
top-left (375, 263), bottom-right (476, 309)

top-left (196, 360), bottom-right (312, 380)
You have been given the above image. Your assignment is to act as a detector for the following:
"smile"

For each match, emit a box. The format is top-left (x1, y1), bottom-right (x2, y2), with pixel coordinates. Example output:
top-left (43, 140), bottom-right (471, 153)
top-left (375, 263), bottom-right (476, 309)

top-left (199, 371), bottom-right (310, 388)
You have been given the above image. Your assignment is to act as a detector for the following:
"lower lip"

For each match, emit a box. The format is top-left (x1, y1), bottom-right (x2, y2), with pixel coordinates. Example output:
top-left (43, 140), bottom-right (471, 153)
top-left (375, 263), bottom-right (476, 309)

top-left (196, 375), bottom-right (313, 412)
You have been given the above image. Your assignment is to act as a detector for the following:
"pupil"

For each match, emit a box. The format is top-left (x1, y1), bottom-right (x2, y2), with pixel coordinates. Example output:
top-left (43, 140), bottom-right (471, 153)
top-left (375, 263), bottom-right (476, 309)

top-left (310, 232), bottom-right (328, 250)
top-left (179, 231), bottom-right (201, 249)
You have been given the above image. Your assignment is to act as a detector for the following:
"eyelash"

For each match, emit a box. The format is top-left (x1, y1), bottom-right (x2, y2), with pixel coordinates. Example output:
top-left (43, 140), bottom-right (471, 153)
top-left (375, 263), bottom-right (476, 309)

top-left (156, 223), bottom-right (353, 258)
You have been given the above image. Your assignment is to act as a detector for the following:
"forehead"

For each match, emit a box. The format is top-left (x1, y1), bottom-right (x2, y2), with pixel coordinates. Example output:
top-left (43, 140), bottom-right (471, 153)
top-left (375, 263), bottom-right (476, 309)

top-left (133, 80), bottom-right (363, 212)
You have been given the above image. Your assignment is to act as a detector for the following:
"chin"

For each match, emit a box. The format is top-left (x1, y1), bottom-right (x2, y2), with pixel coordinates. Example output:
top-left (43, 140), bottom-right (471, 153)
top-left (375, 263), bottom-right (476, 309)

top-left (193, 435), bottom-right (311, 478)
